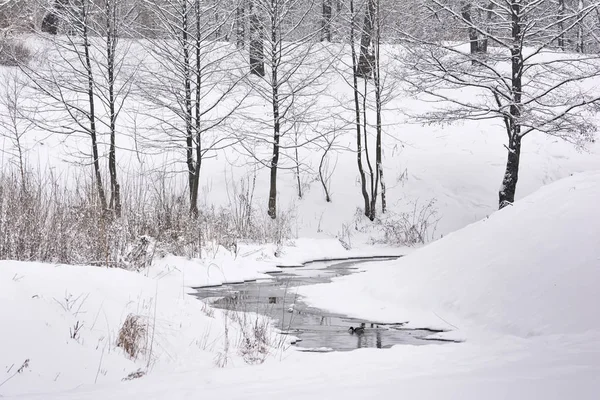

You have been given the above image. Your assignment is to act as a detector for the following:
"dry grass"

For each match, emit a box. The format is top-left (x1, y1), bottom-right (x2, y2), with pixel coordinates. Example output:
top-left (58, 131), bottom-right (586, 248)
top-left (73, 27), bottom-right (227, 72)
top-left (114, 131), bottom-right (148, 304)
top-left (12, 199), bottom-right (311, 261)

top-left (117, 314), bottom-right (147, 360)
top-left (0, 39), bottom-right (31, 66)
top-left (122, 369), bottom-right (146, 381)
top-left (0, 169), bottom-right (294, 267)
top-left (379, 200), bottom-right (439, 246)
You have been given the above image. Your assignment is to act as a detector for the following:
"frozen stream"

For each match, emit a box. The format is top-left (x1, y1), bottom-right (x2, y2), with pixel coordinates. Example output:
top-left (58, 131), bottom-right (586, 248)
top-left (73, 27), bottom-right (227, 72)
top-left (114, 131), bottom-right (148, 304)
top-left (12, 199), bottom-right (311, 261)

top-left (192, 258), bottom-right (453, 352)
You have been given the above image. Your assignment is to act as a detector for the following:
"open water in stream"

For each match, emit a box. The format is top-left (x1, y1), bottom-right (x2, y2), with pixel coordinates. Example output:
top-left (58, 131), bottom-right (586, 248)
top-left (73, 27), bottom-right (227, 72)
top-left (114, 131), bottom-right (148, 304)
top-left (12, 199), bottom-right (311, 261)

top-left (192, 258), bottom-right (452, 352)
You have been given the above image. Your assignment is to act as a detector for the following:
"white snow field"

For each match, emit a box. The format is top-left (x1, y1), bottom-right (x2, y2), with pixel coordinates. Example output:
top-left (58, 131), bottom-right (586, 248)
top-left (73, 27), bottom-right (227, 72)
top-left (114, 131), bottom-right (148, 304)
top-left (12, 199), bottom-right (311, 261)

top-left (2, 38), bottom-right (600, 399)
top-left (2, 172), bottom-right (599, 399)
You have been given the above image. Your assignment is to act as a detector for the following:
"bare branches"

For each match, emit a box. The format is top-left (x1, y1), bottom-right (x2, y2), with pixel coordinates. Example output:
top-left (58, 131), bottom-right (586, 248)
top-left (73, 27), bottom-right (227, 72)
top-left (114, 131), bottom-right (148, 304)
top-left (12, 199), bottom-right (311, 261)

top-left (394, 0), bottom-right (600, 208)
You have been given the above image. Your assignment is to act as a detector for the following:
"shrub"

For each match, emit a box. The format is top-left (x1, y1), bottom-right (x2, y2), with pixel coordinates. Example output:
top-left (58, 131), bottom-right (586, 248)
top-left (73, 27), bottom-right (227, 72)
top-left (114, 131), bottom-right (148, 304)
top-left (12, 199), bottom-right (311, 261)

top-left (0, 169), bottom-right (294, 267)
top-left (117, 314), bottom-right (147, 360)
top-left (0, 39), bottom-right (31, 66)
top-left (377, 200), bottom-right (440, 246)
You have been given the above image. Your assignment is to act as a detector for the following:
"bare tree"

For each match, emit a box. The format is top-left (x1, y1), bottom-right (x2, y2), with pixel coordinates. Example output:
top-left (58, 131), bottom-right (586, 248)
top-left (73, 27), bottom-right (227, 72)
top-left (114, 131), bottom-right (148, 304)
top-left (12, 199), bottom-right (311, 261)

top-left (236, 0), bottom-right (246, 48)
top-left (558, 0), bottom-right (567, 50)
top-left (341, 0), bottom-right (391, 220)
top-left (99, 0), bottom-right (137, 217)
top-left (27, 0), bottom-right (108, 209)
top-left (576, 0), bottom-right (586, 52)
top-left (317, 127), bottom-right (339, 203)
top-left (321, 0), bottom-right (333, 41)
top-left (249, 0), bottom-right (265, 76)
top-left (241, 0), bottom-right (332, 219)
top-left (23, 0), bottom-right (135, 215)
top-left (356, 0), bottom-right (375, 78)
top-left (141, 0), bottom-right (246, 216)
top-left (0, 71), bottom-right (37, 187)
top-left (398, 0), bottom-right (600, 208)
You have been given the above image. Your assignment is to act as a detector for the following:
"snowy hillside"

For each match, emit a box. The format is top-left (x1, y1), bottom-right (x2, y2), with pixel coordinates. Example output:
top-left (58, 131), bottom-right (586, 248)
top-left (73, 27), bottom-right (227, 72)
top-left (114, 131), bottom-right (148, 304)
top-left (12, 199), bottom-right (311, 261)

top-left (2, 171), bottom-right (599, 399)
top-left (300, 171), bottom-right (600, 338)
top-left (2, 40), bottom-right (600, 244)
top-left (3, 0), bottom-right (600, 396)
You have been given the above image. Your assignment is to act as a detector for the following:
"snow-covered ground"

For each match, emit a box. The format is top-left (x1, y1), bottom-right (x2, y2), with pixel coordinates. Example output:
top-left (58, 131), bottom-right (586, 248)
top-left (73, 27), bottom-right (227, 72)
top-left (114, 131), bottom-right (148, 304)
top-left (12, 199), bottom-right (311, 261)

top-left (0, 238), bottom-right (403, 396)
top-left (3, 172), bottom-right (600, 399)
top-left (300, 171), bottom-right (600, 338)
top-left (2, 39), bottom-right (600, 399)
top-left (3, 41), bottom-right (600, 241)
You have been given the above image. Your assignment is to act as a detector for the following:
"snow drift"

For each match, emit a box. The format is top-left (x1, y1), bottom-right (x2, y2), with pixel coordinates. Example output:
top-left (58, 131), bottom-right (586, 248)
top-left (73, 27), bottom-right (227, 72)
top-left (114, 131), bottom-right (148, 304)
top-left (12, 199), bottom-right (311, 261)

top-left (300, 171), bottom-right (600, 337)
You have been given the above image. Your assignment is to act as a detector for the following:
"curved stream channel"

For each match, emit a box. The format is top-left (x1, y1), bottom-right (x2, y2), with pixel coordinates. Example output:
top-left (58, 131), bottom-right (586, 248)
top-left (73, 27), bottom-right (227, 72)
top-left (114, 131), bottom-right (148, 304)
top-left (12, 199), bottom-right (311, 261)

top-left (192, 257), bottom-right (451, 352)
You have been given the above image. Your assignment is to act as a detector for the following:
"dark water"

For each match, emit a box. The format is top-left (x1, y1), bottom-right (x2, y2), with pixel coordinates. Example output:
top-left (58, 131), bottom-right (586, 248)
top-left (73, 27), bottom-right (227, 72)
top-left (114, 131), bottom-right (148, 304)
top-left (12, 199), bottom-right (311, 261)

top-left (192, 258), bottom-right (453, 352)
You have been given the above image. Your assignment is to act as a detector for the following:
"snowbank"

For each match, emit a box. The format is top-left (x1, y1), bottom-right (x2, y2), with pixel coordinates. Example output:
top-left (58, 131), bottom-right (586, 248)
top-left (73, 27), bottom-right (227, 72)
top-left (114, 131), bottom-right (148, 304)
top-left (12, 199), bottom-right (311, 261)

top-left (300, 171), bottom-right (600, 338)
top-left (150, 238), bottom-right (405, 289)
top-left (0, 238), bottom-right (403, 396)
top-left (0, 259), bottom-right (256, 396)
top-left (3, 173), bottom-right (600, 399)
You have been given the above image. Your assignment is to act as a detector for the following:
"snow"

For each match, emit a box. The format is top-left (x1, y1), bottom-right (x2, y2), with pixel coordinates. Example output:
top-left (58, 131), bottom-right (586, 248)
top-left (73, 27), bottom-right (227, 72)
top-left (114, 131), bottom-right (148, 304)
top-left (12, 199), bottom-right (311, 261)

top-left (3, 42), bottom-right (600, 243)
top-left (7, 332), bottom-right (600, 400)
top-left (2, 38), bottom-right (600, 399)
top-left (0, 238), bottom-right (402, 396)
top-left (299, 171), bottom-right (600, 338)
top-left (152, 237), bottom-right (405, 288)
top-left (3, 172), bottom-right (600, 399)
top-left (0, 260), bottom-right (235, 396)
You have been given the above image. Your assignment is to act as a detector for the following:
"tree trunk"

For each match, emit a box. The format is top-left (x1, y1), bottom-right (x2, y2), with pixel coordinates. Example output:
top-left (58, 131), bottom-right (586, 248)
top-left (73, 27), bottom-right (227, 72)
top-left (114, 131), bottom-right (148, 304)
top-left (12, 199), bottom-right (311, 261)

top-left (357, 0), bottom-right (375, 78)
top-left (461, 1), bottom-right (487, 56)
top-left (499, 0), bottom-right (524, 210)
top-left (479, 2), bottom-right (495, 53)
top-left (557, 0), bottom-right (566, 50)
top-left (268, 4), bottom-right (280, 219)
top-left (319, 139), bottom-right (333, 203)
top-left (181, 1), bottom-right (196, 216)
top-left (294, 133), bottom-right (302, 199)
top-left (267, 124), bottom-right (280, 219)
top-left (249, 0), bottom-right (265, 77)
top-left (106, 0), bottom-right (120, 217)
top-left (362, 78), bottom-right (377, 221)
top-left (350, 0), bottom-right (371, 218)
top-left (321, 0), bottom-right (332, 42)
top-left (499, 135), bottom-right (521, 209)
top-left (81, 0), bottom-right (107, 211)
top-left (236, 2), bottom-right (245, 48)
top-left (576, 0), bottom-right (585, 53)
top-left (373, 0), bottom-right (385, 214)
top-left (190, 0), bottom-right (203, 218)
top-left (213, 0), bottom-right (221, 40)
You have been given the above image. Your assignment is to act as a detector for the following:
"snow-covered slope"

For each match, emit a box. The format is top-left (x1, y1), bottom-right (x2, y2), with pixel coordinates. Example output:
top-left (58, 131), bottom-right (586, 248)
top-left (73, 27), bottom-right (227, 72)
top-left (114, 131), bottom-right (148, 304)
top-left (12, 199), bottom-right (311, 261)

top-left (0, 258), bottom-right (273, 396)
top-left (0, 238), bottom-right (403, 396)
top-left (2, 171), bottom-right (600, 400)
top-left (300, 171), bottom-right (600, 338)
top-left (3, 42), bottom-right (600, 242)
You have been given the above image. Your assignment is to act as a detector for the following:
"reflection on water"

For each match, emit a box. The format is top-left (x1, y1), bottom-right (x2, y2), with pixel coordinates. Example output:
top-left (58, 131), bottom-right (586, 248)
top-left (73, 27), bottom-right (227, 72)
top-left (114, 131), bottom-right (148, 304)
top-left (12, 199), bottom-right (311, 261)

top-left (193, 259), bottom-right (452, 352)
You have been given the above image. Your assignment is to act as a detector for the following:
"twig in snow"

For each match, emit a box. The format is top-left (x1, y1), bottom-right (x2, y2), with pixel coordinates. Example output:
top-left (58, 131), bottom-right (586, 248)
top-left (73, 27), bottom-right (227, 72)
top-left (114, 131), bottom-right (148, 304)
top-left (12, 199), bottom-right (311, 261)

top-left (0, 359), bottom-right (29, 388)
top-left (146, 283), bottom-right (158, 370)
top-left (433, 311), bottom-right (459, 330)
top-left (94, 347), bottom-right (105, 384)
